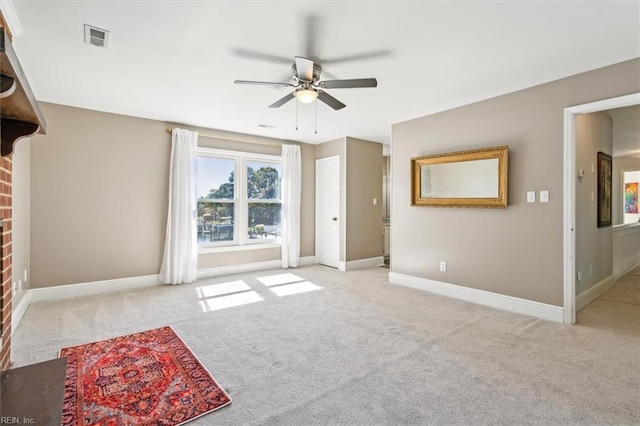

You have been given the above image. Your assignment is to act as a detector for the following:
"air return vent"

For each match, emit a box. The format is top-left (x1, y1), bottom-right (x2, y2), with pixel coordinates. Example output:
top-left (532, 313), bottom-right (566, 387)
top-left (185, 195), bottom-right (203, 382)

top-left (84, 24), bottom-right (110, 48)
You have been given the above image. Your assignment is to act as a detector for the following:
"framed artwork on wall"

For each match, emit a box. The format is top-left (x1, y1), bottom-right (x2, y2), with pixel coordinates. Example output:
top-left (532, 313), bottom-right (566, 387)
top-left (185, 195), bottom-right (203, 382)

top-left (597, 151), bottom-right (612, 228)
top-left (624, 182), bottom-right (638, 214)
top-left (625, 182), bottom-right (638, 214)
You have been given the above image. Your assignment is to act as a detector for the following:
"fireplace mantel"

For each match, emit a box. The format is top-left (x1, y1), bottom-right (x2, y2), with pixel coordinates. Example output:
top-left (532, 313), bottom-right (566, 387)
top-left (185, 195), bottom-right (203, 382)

top-left (0, 27), bottom-right (46, 156)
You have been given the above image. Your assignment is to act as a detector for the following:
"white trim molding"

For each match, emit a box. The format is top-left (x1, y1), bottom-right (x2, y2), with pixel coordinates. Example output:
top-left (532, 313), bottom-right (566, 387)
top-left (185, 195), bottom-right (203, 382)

top-left (576, 276), bottom-right (615, 312)
top-left (11, 290), bottom-right (32, 334)
top-left (26, 274), bottom-right (162, 303)
top-left (298, 255), bottom-right (317, 266)
top-left (197, 260), bottom-right (282, 280)
top-left (338, 256), bottom-right (385, 271)
top-left (197, 256), bottom-right (317, 279)
top-left (0, 0), bottom-right (23, 37)
top-left (11, 274), bottom-right (161, 333)
top-left (563, 92), bottom-right (640, 324)
top-left (389, 272), bottom-right (564, 323)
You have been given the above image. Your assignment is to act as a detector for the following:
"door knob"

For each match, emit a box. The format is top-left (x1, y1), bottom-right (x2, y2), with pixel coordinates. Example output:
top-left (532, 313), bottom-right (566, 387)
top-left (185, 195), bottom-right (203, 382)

top-left (332, 217), bottom-right (338, 221)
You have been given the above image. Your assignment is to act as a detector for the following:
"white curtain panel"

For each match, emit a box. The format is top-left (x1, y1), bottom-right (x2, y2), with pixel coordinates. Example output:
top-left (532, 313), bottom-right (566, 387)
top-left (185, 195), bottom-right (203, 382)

top-left (159, 128), bottom-right (199, 284)
top-left (281, 144), bottom-right (301, 268)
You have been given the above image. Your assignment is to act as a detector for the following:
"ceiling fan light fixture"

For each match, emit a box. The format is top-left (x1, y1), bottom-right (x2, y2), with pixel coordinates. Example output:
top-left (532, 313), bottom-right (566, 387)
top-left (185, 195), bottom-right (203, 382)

top-left (295, 89), bottom-right (318, 104)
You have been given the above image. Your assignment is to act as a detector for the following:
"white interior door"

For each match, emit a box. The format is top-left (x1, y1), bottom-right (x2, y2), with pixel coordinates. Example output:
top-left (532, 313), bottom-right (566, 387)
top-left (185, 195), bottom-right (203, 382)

top-left (316, 156), bottom-right (340, 268)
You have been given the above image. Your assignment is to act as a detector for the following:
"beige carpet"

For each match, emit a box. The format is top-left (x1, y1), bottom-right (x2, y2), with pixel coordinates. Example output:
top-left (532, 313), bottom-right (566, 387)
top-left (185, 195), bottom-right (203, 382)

top-left (11, 265), bottom-right (640, 425)
top-left (600, 265), bottom-right (640, 305)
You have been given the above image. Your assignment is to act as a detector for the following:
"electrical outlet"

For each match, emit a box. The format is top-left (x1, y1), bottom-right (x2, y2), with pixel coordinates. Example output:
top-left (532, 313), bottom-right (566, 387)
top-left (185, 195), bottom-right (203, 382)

top-left (439, 261), bottom-right (447, 272)
top-left (577, 272), bottom-right (582, 281)
top-left (24, 269), bottom-right (27, 282)
top-left (373, 198), bottom-right (377, 206)
top-left (591, 192), bottom-right (595, 203)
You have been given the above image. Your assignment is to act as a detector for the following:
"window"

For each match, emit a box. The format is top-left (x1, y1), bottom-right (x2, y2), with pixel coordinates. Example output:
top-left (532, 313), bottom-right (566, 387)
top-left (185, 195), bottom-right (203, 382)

top-left (197, 149), bottom-right (282, 249)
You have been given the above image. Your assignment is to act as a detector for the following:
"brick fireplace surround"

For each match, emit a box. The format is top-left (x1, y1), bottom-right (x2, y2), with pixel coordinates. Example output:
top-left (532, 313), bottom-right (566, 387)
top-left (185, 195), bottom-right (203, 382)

top-left (0, 154), bottom-right (12, 370)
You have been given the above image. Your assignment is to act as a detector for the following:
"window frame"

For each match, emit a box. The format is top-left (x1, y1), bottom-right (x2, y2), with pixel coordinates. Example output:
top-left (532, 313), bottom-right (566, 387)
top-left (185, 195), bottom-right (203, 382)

top-left (197, 147), bottom-right (282, 252)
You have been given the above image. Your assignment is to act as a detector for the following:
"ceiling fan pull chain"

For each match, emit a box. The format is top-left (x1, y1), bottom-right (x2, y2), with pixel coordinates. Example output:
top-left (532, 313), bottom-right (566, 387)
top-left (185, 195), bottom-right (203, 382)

top-left (295, 99), bottom-right (299, 131)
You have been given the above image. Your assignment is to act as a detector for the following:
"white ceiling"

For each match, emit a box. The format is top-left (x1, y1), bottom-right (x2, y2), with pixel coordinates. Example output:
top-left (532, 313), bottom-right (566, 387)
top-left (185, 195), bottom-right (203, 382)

top-left (8, 1), bottom-right (640, 146)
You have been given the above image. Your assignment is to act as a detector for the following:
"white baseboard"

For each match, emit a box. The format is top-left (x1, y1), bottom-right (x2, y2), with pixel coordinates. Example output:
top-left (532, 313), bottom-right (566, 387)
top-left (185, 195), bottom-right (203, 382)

top-left (27, 274), bottom-right (163, 303)
top-left (198, 256), bottom-right (318, 279)
top-left (197, 260), bottom-right (282, 280)
top-left (10, 274), bottom-right (162, 333)
top-left (576, 275), bottom-right (615, 311)
top-left (389, 272), bottom-right (564, 323)
top-left (338, 256), bottom-right (384, 271)
top-left (12, 290), bottom-right (33, 334)
top-left (299, 255), bottom-right (317, 266)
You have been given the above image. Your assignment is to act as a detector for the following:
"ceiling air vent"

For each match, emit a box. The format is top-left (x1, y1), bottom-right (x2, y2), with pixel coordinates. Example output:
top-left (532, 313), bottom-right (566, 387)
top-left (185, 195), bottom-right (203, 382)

top-left (84, 24), bottom-right (110, 49)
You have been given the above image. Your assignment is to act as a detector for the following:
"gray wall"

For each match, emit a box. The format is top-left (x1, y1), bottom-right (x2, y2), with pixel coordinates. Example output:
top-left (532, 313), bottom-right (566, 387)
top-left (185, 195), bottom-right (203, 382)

top-left (316, 137), bottom-right (384, 263)
top-left (612, 154), bottom-right (640, 225)
top-left (30, 102), bottom-right (316, 288)
top-left (575, 112), bottom-right (613, 295)
top-left (345, 137), bottom-right (383, 261)
top-left (391, 58), bottom-right (640, 306)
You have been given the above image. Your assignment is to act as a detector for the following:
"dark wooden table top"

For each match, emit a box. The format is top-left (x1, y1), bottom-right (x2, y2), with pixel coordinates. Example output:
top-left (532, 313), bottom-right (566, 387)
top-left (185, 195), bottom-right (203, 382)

top-left (0, 357), bottom-right (67, 425)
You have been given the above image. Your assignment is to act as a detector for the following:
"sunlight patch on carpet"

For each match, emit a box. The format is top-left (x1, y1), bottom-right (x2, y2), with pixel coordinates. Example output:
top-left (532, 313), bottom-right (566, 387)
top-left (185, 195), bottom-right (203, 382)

top-left (257, 273), bottom-right (305, 287)
top-left (198, 280), bottom-right (251, 297)
top-left (257, 273), bottom-right (322, 297)
top-left (269, 281), bottom-right (322, 297)
top-left (197, 280), bottom-right (263, 312)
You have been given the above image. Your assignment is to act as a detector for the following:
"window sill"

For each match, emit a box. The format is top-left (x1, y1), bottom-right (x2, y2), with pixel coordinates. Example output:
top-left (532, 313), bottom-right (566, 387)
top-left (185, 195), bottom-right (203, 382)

top-left (198, 242), bottom-right (281, 254)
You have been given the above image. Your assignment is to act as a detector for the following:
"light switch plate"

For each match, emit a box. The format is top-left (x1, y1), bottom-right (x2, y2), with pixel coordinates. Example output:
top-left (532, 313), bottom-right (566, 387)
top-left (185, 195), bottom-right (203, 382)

top-left (540, 190), bottom-right (549, 203)
top-left (527, 191), bottom-right (536, 203)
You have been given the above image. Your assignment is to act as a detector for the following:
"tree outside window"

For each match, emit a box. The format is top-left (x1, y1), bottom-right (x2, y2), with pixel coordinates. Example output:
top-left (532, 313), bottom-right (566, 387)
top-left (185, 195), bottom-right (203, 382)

top-left (247, 161), bottom-right (281, 240)
top-left (196, 151), bottom-right (282, 246)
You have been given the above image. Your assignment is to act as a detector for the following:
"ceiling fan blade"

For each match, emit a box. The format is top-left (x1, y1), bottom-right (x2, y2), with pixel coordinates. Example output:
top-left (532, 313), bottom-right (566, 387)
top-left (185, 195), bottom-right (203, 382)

top-left (320, 78), bottom-right (378, 89)
top-left (295, 56), bottom-right (314, 82)
top-left (318, 91), bottom-right (346, 110)
top-left (322, 49), bottom-right (392, 65)
top-left (234, 80), bottom-right (294, 88)
top-left (268, 93), bottom-right (295, 108)
top-left (233, 48), bottom-right (292, 64)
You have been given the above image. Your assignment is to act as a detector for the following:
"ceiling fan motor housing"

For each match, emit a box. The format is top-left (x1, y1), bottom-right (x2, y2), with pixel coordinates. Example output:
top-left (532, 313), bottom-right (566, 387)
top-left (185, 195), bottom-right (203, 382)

top-left (292, 63), bottom-right (323, 83)
top-left (234, 56), bottom-right (376, 110)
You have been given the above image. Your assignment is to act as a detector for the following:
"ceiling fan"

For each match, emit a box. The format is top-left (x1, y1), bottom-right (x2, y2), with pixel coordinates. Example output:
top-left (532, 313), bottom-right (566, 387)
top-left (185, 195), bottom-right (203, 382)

top-left (234, 56), bottom-right (377, 111)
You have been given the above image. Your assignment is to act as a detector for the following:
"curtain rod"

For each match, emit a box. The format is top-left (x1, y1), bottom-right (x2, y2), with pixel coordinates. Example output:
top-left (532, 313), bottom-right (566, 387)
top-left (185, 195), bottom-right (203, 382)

top-left (166, 127), bottom-right (285, 147)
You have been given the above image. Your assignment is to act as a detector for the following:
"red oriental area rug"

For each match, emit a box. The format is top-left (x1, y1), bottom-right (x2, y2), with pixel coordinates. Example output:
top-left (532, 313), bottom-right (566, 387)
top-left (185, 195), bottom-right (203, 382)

top-left (59, 326), bottom-right (231, 425)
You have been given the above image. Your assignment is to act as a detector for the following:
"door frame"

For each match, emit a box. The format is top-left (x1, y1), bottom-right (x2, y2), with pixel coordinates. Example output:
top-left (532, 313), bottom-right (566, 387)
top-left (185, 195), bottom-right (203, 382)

top-left (562, 92), bottom-right (640, 324)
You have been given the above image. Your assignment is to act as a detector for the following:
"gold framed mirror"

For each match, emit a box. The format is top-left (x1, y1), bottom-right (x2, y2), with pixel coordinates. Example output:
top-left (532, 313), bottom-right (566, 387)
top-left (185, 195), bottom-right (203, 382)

top-left (411, 145), bottom-right (508, 208)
